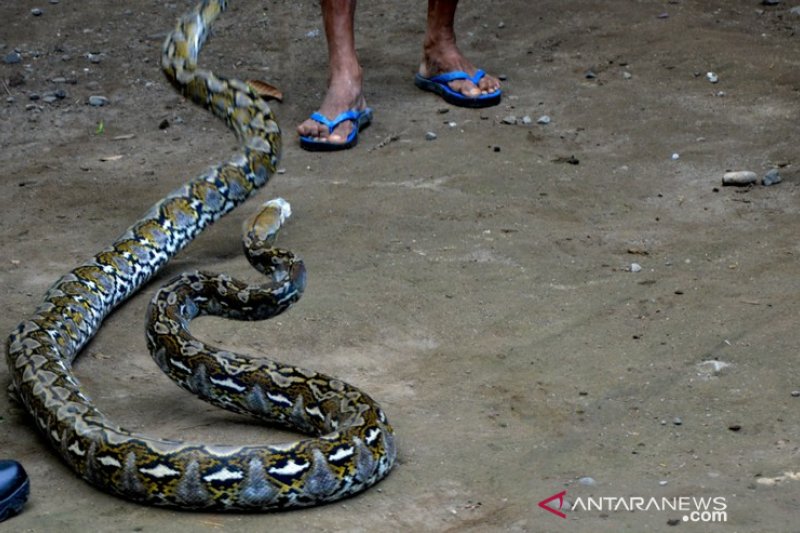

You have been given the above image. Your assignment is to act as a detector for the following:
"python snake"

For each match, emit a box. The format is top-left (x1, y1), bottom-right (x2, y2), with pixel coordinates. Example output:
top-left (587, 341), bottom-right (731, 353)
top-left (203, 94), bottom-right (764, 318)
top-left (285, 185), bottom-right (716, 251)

top-left (5, 0), bottom-right (395, 510)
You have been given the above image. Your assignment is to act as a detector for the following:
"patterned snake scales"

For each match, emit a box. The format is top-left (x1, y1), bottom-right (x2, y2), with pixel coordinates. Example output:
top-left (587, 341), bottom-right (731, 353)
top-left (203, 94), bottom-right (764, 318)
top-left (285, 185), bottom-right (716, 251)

top-left (5, 0), bottom-right (395, 510)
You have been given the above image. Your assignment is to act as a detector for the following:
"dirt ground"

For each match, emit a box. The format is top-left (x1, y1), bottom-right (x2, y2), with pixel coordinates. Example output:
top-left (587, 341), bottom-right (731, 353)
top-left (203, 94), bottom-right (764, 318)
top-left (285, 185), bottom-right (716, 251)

top-left (1, 0), bottom-right (800, 531)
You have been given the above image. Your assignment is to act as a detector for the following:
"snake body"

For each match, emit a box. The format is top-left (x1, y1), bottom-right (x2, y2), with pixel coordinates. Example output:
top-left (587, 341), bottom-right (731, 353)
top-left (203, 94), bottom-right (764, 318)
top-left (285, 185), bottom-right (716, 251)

top-left (5, 0), bottom-right (395, 510)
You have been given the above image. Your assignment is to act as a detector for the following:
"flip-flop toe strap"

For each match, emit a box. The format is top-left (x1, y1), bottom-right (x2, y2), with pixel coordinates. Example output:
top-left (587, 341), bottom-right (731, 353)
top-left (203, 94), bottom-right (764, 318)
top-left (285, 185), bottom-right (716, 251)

top-left (428, 69), bottom-right (487, 86)
top-left (309, 110), bottom-right (361, 134)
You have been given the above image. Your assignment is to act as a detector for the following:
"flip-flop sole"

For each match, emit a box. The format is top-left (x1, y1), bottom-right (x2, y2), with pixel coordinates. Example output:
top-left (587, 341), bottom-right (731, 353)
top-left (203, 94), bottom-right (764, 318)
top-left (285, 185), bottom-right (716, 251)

top-left (299, 110), bottom-right (372, 152)
top-left (414, 74), bottom-right (502, 109)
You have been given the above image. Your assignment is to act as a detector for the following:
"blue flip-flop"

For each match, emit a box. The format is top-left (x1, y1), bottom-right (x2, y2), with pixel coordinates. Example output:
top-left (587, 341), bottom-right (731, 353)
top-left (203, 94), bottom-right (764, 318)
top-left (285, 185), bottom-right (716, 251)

top-left (299, 108), bottom-right (373, 151)
top-left (414, 69), bottom-right (502, 108)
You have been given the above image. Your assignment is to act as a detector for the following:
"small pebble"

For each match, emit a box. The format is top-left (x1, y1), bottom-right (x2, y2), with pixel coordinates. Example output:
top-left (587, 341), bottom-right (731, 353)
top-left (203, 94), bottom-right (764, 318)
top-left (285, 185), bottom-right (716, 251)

top-left (497, 74), bottom-right (508, 81)
top-left (497, 21), bottom-right (505, 28)
top-left (49, 0), bottom-right (59, 3)
top-left (87, 53), bottom-right (101, 64)
top-left (447, 121), bottom-right (457, 128)
top-left (578, 477), bottom-right (596, 486)
top-left (791, 390), bottom-right (800, 397)
top-left (52, 76), bottom-right (67, 83)
top-left (697, 360), bottom-right (731, 376)
top-left (29, 93), bottom-right (40, 101)
top-left (42, 95), bottom-right (57, 104)
top-left (673, 417), bottom-right (683, 426)
top-left (425, 131), bottom-right (437, 141)
top-left (706, 72), bottom-right (719, 83)
top-left (791, 6), bottom-right (800, 15)
top-left (88, 95), bottom-right (109, 107)
top-left (584, 69), bottom-right (597, 79)
top-left (762, 168), bottom-right (781, 186)
top-left (31, 8), bottom-right (43, 16)
top-left (3, 52), bottom-right (22, 64)
top-left (501, 115), bottom-right (517, 125)
top-left (537, 115), bottom-right (551, 125)
top-left (671, 153), bottom-right (680, 160)
top-left (659, 480), bottom-right (669, 486)
top-left (622, 71), bottom-right (632, 79)
top-left (630, 263), bottom-right (642, 273)
top-left (6, 96), bottom-right (15, 103)
top-left (722, 170), bottom-right (757, 186)
top-left (520, 115), bottom-right (532, 125)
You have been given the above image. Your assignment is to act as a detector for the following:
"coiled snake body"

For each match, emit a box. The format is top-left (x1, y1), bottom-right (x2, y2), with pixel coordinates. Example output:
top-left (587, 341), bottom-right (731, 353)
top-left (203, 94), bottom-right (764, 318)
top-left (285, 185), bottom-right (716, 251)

top-left (5, 0), bottom-right (395, 510)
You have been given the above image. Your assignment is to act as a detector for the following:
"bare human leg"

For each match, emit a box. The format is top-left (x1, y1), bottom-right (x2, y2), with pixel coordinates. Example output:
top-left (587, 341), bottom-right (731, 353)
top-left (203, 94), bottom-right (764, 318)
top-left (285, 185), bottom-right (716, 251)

top-left (297, 0), bottom-right (367, 146)
top-left (419, 0), bottom-right (501, 97)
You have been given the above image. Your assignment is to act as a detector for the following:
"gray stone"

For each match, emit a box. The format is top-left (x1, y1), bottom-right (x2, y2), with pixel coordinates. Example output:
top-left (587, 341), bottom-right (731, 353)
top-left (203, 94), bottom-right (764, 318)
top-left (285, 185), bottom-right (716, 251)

top-left (425, 131), bottom-right (437, 141)
top-left (762, 168), bottom-right (782, 186)
top-left (31, 8), bottom-right (43, 16)
top-left (722, 170), bottom-right (757, 186)
top-left (88, 95), bottom-right (109, 107)
top-left (501, 115), bottom-right (517, 125)
top-left (537, 115), bottom-right (551, 125)
top-left (3, 52), bottom-right (21, 64)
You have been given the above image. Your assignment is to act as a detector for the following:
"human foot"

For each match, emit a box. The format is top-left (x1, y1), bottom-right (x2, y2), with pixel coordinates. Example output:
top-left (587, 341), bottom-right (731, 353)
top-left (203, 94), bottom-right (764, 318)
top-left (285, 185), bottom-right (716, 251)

top-left (297, 75), bottom-right (368, 147)
top-left (418, 43), bottom-right (501, 101)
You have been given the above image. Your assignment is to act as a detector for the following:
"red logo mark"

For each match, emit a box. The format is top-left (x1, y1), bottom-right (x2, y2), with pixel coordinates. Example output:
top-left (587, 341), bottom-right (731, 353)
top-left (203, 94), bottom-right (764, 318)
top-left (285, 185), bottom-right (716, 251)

top-left (538, 490), bottom-right (567, 519)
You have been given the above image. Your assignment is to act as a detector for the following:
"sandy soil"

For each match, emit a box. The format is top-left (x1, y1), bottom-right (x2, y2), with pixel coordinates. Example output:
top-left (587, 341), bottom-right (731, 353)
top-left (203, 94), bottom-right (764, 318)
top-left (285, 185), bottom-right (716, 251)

top-left (2, 0), bottom-right (800, 531)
